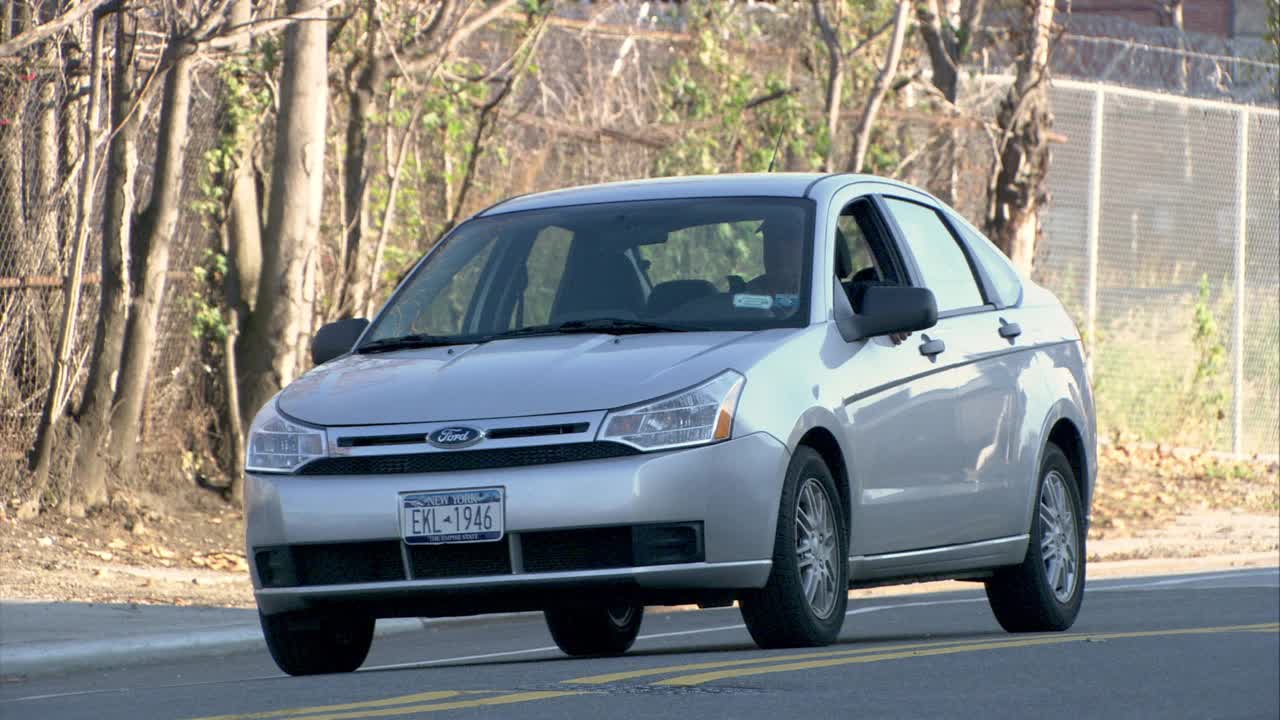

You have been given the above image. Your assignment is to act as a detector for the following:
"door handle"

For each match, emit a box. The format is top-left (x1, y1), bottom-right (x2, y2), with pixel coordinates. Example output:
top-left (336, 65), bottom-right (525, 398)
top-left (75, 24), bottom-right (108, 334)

top-left (998, 317), bottom-right (1022, 342)
top-left (918, 334), bottom-right (946, 361)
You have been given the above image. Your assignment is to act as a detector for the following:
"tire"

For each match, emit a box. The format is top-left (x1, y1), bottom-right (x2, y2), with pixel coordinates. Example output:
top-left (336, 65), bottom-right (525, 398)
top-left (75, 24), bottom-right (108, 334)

top-left (739, 446), bottom-right (848, 649)
top-left (259, 610), bottom-right (375, 676)
top-left (985, 443), bottom-right (1086, 632)
top-left (544, 602), bottom-right (644, 657)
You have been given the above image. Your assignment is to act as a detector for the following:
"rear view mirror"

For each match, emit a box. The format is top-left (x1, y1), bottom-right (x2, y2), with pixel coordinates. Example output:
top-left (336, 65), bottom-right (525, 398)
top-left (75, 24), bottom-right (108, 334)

top-left (833, 280), bottom-right (937, 342)
top-left (312, 318), bottom-right (369, 365)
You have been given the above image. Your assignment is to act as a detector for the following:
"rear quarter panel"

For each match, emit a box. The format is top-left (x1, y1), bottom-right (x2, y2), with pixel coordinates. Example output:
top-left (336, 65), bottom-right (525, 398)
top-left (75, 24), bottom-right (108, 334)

top-left (1012, 282), bottom-right (1097, 532)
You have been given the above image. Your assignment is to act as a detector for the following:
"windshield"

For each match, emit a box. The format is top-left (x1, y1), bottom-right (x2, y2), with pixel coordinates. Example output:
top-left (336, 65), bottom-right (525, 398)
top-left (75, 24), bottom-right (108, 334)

top-left (363, 197), bottom-right (815, 347)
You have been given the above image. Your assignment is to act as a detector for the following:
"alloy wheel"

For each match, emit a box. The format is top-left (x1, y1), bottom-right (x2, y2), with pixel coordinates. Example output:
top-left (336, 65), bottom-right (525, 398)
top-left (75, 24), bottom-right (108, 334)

top-left (795, 477), bottom-right (841, 619)
top-left (1039, 470), bottom-right (1079, 603)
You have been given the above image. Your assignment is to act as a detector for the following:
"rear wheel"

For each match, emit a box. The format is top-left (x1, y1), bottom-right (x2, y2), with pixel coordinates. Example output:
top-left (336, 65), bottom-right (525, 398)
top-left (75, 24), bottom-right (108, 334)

top-left (259, 610), bottom-right (374, 676)
top-left (740, 446), bottom-right (848, 649)
top-left (544, 601), bottom-right (644, 657)
top-left (985, 443), bottom-right (1086, 632)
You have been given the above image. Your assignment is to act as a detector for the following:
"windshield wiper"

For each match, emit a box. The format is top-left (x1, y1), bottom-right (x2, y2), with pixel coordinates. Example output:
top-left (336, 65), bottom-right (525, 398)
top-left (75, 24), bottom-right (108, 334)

top-left (357, 333), bottom-right (459, 353)
top-left (492, 318), bottom-right (705, 339)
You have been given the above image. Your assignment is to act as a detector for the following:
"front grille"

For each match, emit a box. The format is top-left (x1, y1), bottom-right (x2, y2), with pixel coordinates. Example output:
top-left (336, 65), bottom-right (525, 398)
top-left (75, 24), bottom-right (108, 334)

top-left (290, 541), bottom-right (405, 586)
top-left (486, 422), bottom-right (589, 440)
top-left (337, 433), bottom-right (425, 448)
top-left (298, 442), bottom-right (638, 476)
top-left (408, 541), bottom-right (512, 579)
top-left (521, 527), bottom-right (634, 573)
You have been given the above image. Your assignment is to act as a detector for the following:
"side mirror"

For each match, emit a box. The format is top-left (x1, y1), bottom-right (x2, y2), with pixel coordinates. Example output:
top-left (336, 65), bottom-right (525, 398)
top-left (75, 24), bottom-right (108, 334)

top-left (311, 318), bottom-right (369, 365)
top-left (833, 279), bottom-right (937, 342)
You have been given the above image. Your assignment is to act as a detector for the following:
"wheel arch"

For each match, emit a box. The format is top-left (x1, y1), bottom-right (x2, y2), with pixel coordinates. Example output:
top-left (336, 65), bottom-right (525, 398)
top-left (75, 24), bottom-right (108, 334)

top-left (1033, 404), bottom-right (1094, 532)
top-left (1048, 418), bottom-right (1089, 513)
top-left (795, 426), bottom-right (851, 533)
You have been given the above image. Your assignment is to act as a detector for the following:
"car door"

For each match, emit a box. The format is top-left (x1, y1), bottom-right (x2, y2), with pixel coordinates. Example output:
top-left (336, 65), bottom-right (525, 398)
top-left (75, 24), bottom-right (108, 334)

top-left (943, 211), bottom-right (1044, 540)
top-left (875, 194), bottom-right (1026, 547)
top-left (823, 187), bottom-right (978, 556)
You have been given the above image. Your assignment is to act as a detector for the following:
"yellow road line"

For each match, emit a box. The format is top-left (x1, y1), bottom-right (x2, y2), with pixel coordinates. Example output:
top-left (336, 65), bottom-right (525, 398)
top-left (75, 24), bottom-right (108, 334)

top-left (186, 691), bottom-right (477, 720)
top-left (655, 623), bottom-right (1280, 686)
top-left (563, 636), bottom-right (1015, 685)
top-left (188, 691), bottom-right (583, 720)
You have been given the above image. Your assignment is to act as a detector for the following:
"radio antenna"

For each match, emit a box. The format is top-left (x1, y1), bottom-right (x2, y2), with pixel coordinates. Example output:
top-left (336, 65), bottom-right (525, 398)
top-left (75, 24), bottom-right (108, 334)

top-left (766, 124), bottom-right (785, 172)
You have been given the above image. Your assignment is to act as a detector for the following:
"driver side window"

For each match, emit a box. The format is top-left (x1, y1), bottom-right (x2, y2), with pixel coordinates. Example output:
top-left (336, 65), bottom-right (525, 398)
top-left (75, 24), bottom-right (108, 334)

top-left (834, 200), bottom-right (903, 311)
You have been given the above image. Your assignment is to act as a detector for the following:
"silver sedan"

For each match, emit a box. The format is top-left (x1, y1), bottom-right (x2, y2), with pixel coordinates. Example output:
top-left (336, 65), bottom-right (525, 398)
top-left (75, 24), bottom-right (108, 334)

top-left (244, 173), bottom-right (1096, 675)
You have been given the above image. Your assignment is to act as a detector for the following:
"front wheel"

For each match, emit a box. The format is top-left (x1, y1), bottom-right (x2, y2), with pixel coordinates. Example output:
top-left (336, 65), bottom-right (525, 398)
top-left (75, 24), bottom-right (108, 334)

top-left (544, 602), bottom-right (644, 657)
top-left (739, 446), bottom-right (848, 649)
top-left (985, 443), bottom-right (1086, 632)
top-left (259, 610), bottom-right (374, 676)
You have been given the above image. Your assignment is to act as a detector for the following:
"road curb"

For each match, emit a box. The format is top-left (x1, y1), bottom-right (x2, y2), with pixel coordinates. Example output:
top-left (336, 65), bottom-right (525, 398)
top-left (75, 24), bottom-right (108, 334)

top-left (0, 616), bottom-right (470, 679)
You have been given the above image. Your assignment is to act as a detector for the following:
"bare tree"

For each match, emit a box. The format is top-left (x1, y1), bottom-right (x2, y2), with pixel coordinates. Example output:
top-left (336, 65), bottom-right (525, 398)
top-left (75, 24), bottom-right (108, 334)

top-left (0, 3), bottom-right (29, 267)
top-left (985, 0), bottom-right (1056, 274)
top-left (63, 9), bottom-right (142, 514)
top-left (915, 0), bottom-right (986, 203)
top-left (22, 5), bottom-right (107, 519)
top-left (848, 0), bottom-right (910, 173)
top-left (334, 0), bottom-right (520, 320)
top-left (219, 0), bottom-right (259, 503)
top-left (235, 0), bottom-right (331, 432)
top-left (916, 0), bottom-right (986, 104)
top-left (809, 0), bottom-right (844, 173)
top-left (106, 36), bottom-right (199, 480)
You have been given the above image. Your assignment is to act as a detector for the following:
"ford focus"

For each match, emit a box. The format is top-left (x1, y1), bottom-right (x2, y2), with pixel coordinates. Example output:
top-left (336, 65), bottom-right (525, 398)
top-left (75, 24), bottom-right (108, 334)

top-left (244, 173), bottom-right (1096, 675)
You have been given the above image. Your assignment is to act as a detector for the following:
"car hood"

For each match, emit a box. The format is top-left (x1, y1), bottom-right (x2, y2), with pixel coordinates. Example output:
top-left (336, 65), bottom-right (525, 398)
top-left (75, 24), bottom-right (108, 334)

top-left (277, 331), bottom-right (784, 426)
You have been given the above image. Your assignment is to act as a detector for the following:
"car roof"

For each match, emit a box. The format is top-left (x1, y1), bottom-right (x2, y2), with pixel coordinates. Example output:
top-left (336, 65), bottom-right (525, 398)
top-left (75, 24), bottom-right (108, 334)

top-left (476, 173), bottom-right (923, 217)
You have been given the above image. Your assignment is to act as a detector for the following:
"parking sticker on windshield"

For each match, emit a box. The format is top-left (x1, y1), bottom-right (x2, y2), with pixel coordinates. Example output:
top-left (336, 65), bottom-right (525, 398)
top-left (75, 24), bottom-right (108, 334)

top-left (773, 293), bottom-right (799, 310)
top-left (733, 293), bottom-right (774, 310)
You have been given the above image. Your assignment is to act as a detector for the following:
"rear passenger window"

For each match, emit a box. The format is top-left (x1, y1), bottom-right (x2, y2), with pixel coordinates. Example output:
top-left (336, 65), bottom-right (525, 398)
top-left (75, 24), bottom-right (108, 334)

top-left (883, 198), bottom-right (985, 312)
top-left (952, 218), bottom-right (1023, 308)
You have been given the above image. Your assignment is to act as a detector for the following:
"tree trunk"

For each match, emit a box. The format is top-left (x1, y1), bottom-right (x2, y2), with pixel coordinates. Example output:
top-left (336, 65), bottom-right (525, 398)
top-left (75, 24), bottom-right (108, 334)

top-left (222, 0), bottom-right (259, 504)
top-left (22, 9), bottom-right (104, 519)
top-left (809, 0), bottom-right (843, 173)
top-left (849, 0), bottom-right (910, 174)
top-left (0, 41), bottom-right (27, 266)
top-left (59, 26), bottom-right (88, 263)
top-left (107, 44), bottom-right (195, 477)
top-left (23, 34), bottom-right (63, 398)
top-left (915, 0), bottom-right (986, 204)
top-left (916, 0), bottom-right (958, 103)
top-left (985, 0), bottom-right (1055, 274)
top-left (236, 0), bottom-right (329, 430)
top-left (66, 12), bottom-right (141, 514)
top-left (336, 0), bottom-right (384, 320)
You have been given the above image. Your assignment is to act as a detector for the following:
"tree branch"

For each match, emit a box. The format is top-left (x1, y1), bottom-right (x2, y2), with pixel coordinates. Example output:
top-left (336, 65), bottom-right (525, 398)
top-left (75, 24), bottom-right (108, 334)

top-left (0, 0), bottom-right (116, 58)
top-left (849, 0), bottom-right (910, 173)
top-left (202, 0), bottom-right (345, 51)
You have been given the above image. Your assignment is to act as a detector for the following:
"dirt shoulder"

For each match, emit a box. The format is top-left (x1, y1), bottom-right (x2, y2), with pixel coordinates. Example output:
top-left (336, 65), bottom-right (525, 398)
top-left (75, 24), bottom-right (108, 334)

top-left (1, 495), bottom-right (256, 608)
top-left (2, 443), bottom-right (1275, 609)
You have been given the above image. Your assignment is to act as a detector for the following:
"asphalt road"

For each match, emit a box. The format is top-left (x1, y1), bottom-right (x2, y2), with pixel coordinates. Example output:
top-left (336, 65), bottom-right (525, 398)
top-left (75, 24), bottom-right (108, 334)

top-left (3, 568), bottom-right (1277, 720)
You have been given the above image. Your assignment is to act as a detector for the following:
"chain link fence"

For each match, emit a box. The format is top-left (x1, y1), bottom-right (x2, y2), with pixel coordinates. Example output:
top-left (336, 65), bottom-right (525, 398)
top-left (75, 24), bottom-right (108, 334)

top-left (1027, 80), bottom-right (1279, 456)
top-left (0, 57), bottom-right (223, 476)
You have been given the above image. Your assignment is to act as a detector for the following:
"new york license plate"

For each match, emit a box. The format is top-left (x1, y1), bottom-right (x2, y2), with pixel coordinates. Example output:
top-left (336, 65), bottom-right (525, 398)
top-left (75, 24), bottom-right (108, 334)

top-left (400, 488), bottom-right (504, 545)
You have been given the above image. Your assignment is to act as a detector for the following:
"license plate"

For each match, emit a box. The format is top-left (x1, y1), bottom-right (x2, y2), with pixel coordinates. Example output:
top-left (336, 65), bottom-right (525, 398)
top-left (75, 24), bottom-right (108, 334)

top-left (400, 488), bottom-right (504, 545)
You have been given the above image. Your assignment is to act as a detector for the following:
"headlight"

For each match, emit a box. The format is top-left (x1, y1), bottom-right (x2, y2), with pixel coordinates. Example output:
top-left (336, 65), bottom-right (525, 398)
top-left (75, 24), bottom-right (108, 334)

top-left (245, 402), bottom-right (326, 473)
top-left (599, 371), bottom-right (745, 451)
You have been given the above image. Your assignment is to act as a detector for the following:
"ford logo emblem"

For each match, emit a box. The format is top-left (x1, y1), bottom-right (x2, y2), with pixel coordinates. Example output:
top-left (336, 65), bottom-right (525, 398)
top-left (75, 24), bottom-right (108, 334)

top-left (427, 426), bottom-right (484, 449)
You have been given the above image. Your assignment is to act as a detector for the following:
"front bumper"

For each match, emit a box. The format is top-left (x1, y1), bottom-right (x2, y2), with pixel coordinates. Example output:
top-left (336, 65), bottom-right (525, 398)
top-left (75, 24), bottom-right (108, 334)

top-left (246, 432), bottom-right (788, 616)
